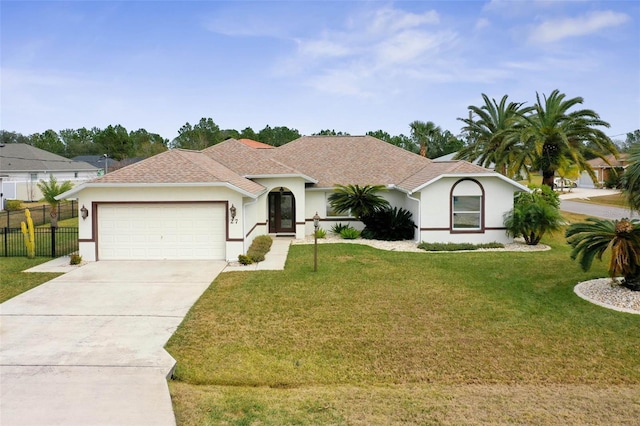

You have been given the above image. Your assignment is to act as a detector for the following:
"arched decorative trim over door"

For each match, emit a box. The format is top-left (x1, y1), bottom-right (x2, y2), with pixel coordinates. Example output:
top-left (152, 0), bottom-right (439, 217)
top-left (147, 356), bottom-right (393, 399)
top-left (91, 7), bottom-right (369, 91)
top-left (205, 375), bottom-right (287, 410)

top-left (269, 189), bottom-right (296, 233)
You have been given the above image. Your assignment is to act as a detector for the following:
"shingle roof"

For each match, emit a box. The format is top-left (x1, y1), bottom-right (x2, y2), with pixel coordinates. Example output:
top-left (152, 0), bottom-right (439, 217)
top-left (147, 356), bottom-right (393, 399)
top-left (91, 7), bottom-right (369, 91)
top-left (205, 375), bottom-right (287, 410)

top-left (588, 154), bottom-right (628, 168)
top-left (268, 135), bottom-right (434, 189)
top-left (0, 143), bottom-right (97, 172)
top-left (90, 149), bottom-right (265, 195)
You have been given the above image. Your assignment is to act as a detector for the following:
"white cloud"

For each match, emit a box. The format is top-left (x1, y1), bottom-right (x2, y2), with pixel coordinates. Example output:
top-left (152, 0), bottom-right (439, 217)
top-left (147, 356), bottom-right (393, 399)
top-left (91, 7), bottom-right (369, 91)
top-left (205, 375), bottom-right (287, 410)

top-left (475, 18), bottom-right (490, 30)
top-left (529, 10), bottom-right (630, 43)
top-left (366, 8), bottom-right (439, 34)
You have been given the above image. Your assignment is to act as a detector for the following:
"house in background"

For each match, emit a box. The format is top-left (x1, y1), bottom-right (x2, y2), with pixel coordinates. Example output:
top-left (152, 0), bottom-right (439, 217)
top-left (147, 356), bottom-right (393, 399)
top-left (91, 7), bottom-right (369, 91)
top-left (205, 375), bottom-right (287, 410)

top-left (577, 154), bottom-right (629, 188)
top-left (59, 136), bottom-right (529, 262)
top-left (72, 155), bottom-right (145, 175)
top-left (0, 143), bottom-right (99, 208)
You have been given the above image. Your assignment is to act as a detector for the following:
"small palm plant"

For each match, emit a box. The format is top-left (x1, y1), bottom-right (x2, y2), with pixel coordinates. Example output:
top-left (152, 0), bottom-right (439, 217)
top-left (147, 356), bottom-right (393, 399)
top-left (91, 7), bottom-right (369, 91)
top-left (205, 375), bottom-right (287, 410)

top-left (37, 175), bottom-right (74, 228)
top-left (566, 217), bottom-right (640, 291)
top-left (503, 186), bottom-right (563, 245)
top-left (328, 184), bottom-right (389, 220)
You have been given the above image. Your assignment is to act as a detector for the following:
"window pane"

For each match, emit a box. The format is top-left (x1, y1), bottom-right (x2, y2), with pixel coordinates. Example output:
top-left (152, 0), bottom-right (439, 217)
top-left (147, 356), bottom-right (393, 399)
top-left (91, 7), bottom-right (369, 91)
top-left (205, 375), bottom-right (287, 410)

top-left (453, 196), bottom-right (480, 211)
top-left (453, 213), bottom-right (480, 229)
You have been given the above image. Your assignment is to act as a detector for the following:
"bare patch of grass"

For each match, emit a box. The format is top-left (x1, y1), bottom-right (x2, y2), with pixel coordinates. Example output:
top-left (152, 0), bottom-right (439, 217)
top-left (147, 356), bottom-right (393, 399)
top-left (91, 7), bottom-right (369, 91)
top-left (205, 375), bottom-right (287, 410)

top-left (170, 383), bottom-right (640, 425)
top-left (570, 193), bottom-right (630, 209)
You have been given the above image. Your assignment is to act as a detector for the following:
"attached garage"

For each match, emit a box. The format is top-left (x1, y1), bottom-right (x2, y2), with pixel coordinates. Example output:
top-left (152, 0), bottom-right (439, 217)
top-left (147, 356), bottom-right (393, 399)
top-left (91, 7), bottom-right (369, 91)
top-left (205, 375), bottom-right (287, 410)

top-left (98, 203), bottom-right (226, 260)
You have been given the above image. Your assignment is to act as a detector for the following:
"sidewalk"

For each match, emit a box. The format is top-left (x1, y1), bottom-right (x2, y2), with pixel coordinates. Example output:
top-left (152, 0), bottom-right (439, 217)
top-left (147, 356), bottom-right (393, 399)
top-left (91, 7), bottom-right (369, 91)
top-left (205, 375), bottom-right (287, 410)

top-left (223, 237), bottom-right (291, 272)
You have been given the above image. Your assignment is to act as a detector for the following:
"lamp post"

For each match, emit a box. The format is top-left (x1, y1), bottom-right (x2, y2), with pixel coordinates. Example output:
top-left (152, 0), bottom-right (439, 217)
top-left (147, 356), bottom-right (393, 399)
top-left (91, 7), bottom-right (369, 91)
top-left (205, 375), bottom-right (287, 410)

top-left (313, 212), bottom-right (320, 272)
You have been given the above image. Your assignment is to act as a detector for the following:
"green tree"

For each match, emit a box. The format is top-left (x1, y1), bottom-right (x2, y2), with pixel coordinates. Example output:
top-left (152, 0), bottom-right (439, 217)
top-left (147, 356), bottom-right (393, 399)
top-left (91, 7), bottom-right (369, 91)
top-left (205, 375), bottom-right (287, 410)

top-left (516, 90), bottom-right (617, 189)
top-left (409, 120), bottom-right (441, 158)
top-left (129, 129), bottom-right (168, 158)
top-left (31, 129), bottom-right (65, 156)
top-left (239, 127), bottom-right (258, 140)
top-left (0, 130), bottom-right (30, 144)
top-left (456, 94), bottom-right (531, 176)
top-left (60, 127), bottom-right (99, 157)
top-left (566, 218), bottom-right (640, 291)
top-left (328, 184), bottom-right (390, 221)
top-left (503, 185), bottom-right (563, 245)
top-left (172, 118), bottom-right (222, 150)
top-left (313, 129), bottom-right (350, 136)
top-left (94, 125), bottom-right (133, 161)
top-left (622, 142), bottom-right (640, 212)
top-left (258, 125), bottom-right (301, 146)
top-left (37, 175), bottom-right (74, 227)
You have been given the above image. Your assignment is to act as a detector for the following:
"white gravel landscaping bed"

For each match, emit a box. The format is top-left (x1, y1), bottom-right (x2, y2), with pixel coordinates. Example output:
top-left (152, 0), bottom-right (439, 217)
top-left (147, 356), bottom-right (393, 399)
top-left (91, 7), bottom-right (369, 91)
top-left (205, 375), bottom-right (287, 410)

top-left (574, 279), bottom-right (640, 315)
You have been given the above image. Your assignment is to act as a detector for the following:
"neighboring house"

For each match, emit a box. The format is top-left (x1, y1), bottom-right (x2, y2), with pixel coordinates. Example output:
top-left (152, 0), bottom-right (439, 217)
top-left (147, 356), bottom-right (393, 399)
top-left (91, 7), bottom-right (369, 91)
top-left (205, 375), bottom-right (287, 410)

top-left (577, 154), bottom-right (629, 188)
top-left (59, 136), bottom-right (529, 262)
top-left (0, 143), bottom-right (99, 207)
top-left (72, 155), bottom-right (118, 175)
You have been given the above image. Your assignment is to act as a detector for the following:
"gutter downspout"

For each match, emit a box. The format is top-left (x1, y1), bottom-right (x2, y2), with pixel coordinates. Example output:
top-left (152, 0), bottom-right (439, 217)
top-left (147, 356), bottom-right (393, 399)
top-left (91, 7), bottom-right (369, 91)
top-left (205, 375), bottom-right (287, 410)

top-left (387, 184), bottom-right (421, 242)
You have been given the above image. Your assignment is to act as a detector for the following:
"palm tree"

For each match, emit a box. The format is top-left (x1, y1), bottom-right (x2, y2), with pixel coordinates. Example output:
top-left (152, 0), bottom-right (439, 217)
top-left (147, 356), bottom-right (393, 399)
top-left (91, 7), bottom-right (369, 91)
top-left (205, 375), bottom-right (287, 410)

top-left (37, 175), bottom-right (74, 227)
top-left (409, 120), bottom-right (441, 158)
top-left (622, 142), bottom-right (640, 212)
top-left (503, 186), bottom-right (563, 245)
top-left (566, 217), bottom-right (640, 291)
top-left (328, 184), bottom-right (389, 220)
top-left (456, 94), bottom-right (532, 177)
top-left (515, 90), bottom-right (617, 189)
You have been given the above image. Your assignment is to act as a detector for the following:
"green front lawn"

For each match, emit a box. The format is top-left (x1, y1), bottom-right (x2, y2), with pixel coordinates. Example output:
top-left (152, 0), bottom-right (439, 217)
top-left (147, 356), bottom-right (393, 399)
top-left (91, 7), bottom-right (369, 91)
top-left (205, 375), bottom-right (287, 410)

top-left (0, 257), bottom-right (63, 303)
top-left (166, 215), bottom-right (640, 424)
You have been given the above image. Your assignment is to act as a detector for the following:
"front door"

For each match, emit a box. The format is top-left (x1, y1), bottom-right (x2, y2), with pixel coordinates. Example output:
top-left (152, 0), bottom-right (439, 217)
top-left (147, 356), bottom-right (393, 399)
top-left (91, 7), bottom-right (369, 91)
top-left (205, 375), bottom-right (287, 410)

top-left (269, 191), bottom-right (296, 233)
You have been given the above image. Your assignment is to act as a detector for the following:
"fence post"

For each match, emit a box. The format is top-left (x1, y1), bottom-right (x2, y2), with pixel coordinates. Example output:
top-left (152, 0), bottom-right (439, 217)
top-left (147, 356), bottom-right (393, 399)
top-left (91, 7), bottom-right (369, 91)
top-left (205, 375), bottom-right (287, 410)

top-left (3, 227), bottom-right (7, 257)
top-left (51, 226), bottom-right (56, 258)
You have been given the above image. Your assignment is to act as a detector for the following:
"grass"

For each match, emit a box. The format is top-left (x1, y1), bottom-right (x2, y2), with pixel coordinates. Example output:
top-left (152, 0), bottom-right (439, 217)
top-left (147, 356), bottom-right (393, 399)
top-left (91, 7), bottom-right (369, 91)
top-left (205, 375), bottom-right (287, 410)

top-left (0, 257), bottom-right (63, 303)
top-left (571, 193), bottom-right (630, 209)
top-left (166, 212), bottom-right (640, 425)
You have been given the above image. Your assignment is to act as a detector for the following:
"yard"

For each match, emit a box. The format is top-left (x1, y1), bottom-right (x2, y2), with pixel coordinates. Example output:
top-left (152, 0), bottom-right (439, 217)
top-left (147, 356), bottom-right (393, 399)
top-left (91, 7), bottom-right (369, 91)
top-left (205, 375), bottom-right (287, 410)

top-left (166, 213), bottom-right (640, 425)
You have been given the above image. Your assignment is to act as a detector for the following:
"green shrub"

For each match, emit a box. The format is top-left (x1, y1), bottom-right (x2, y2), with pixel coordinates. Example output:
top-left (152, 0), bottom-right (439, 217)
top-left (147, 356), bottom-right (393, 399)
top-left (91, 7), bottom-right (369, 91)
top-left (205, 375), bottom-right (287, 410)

top-left (69, 254), bottom-right (82, 265)
top-left (504, 188), bottom-right (563, 245)
top-left (418, 242), bottom-right (504, 251)
top-left (245, 235), bottom-right (273, 263)
top-left (6, 200), bottom-right (22, 211)
top-left (340, 228), bottom-right (361, 239)
top-left (315, 228), bottom-right (327, 238)
top-left (361, 207), bottom-right (416, 241)
top-left (331, 223), bottom-right (352, 234)
top-left (238, 254), bottom-right (253, 265)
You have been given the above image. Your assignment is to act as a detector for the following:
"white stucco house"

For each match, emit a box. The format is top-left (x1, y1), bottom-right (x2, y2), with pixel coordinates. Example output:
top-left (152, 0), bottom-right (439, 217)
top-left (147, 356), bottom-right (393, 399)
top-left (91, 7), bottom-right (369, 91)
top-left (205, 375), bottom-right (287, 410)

top-left (0, 143), bottom-right (99, 207)
top-left (58, 136), bottom-right (529, 262)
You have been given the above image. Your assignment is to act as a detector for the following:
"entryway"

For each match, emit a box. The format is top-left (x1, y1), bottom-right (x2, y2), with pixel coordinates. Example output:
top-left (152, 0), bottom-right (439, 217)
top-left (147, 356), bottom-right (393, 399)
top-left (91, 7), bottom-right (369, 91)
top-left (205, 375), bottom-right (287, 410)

top-left (268, 189), bottom-right (295, 234)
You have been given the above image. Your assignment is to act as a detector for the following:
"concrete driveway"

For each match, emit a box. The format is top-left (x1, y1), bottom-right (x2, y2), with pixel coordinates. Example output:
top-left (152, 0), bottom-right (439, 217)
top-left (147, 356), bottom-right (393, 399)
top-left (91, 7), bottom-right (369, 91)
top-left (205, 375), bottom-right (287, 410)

top-left (0, 260), bottom-right (226, 426)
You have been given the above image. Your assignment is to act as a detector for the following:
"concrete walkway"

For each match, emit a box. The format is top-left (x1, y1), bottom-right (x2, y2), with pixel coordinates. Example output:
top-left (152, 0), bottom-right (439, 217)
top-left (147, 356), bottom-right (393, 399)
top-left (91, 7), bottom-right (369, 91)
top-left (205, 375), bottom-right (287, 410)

top-left (0, 260), bottom-right (227, 426)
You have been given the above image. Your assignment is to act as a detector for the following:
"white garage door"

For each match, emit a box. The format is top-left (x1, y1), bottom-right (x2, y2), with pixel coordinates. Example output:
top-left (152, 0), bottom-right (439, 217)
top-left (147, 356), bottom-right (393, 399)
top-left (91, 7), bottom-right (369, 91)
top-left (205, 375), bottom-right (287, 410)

top-left (98, 203), bottom-right (225, 260)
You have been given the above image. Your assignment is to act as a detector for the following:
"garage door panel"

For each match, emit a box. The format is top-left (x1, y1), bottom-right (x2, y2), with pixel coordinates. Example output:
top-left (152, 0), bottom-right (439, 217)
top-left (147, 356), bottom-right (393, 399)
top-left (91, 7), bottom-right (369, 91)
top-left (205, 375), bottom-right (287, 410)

top-left (98, 204), bottom-right (225, 260)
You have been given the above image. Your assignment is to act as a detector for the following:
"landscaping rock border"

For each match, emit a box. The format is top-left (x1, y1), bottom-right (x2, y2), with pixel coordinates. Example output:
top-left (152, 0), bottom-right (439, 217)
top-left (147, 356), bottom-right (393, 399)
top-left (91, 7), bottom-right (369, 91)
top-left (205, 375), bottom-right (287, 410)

top-left (574, 278), bottom-right (640, 315)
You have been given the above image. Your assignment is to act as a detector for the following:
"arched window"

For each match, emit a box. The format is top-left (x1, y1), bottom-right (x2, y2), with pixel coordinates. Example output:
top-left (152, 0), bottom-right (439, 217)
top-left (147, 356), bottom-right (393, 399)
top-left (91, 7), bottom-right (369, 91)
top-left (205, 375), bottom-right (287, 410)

top-left (450, 179), bottom-right (484, 232)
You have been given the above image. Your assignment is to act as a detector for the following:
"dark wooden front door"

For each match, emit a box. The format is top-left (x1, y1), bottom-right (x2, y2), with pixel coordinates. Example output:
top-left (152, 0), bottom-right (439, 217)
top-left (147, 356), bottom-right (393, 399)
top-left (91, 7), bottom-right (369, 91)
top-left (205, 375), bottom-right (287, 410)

top-left (269, 192), bottom-right (295, 233)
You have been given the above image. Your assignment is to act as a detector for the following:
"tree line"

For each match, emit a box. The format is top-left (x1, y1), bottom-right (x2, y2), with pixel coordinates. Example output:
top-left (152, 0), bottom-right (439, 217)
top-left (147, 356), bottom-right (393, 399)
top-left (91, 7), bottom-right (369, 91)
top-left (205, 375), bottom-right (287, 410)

top-left (0, 118), bottom-right (465, 161)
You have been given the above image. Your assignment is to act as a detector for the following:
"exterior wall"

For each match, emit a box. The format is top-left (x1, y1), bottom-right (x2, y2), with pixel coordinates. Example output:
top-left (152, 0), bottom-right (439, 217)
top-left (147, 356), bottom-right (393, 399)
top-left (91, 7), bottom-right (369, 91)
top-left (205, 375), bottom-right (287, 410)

top-left (305, 188), bottom-right (418, 237)
top-left (2, 171), bottom-right (99, 202)
top-left (76, 186), bottom-right (244, 262)
top-left (418, 176), bottom-right (518, 244)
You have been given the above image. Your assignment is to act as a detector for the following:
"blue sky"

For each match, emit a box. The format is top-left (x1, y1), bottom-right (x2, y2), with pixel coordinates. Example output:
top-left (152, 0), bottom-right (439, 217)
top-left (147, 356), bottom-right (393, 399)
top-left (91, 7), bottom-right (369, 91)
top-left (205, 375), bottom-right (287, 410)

top-left (1, 0), bottom-right (639, 142)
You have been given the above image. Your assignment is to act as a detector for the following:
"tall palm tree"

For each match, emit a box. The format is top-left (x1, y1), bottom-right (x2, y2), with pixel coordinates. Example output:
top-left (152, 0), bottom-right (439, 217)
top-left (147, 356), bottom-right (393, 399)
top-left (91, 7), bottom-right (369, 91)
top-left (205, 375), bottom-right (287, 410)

top-left (37, 175), bottom-right (74, 227)
top-left (409, 120), bottom-right (441, 158)
top-left (566, 217), bottom-right (640, 291)
top-left (328, 184), bottom-right (389, 220)
top-left (515, 90), bottom-right (617, 189)
top-left (622, 142), bottom-right (640, 213)
top-left (456, 94), bottom-right (531, 177)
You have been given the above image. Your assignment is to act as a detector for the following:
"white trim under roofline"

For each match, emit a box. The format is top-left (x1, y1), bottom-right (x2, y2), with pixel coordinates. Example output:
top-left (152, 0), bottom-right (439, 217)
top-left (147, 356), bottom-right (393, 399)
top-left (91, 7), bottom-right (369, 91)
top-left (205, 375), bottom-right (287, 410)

top-left (55, 182), bottom-right (265, 200)
top-left (410, 173), bottom-right (531, 194)
top-left (244, 173), bottom-right (318, 184)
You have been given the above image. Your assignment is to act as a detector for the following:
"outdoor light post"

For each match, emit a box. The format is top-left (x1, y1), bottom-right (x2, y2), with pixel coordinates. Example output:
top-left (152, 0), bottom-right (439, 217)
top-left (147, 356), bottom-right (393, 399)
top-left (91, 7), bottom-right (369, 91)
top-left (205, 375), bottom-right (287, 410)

top-left (313, 212), bottom-right (320, 272)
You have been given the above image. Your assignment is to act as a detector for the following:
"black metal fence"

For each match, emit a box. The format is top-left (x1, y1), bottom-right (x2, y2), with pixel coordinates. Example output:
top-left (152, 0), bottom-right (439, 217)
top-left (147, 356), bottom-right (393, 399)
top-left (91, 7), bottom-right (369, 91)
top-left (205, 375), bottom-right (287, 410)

top-left (1, 200), bottom-right (77, 229)
top-left (1, 227), bottom-right (79, 258)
